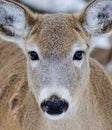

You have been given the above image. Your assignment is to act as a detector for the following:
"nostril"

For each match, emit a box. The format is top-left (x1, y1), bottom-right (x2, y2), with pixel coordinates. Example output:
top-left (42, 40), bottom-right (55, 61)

top-left (46, 100), bottom-right (52, 106)
top-left (41, 100), bottom-right (49, 112)
top-left (63, 100), bottom-right (69, 112)
top-left (58, 100), bottom-right (64, 106)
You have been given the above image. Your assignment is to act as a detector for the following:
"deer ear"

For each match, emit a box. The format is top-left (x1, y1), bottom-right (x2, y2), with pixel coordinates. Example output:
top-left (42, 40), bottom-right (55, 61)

top-left (0, 0), bottom-right (35, 50)
top-left (80, 0), bottom-right (112, 36)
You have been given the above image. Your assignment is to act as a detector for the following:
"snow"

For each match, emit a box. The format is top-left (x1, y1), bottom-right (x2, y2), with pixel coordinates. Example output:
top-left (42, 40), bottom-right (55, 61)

top-left (21, 0), bottom-right (86, 12)
top-left (92, 36), bottom-right (111, 49)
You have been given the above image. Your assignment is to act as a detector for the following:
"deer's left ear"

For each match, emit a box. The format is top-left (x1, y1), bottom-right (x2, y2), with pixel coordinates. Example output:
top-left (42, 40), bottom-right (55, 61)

top-left (80, 0), bottom-right (112, 36)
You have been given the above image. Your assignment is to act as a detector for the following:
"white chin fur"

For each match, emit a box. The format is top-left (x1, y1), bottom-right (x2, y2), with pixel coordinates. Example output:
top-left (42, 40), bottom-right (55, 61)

top-left (45, 112), bottom-right (65, 120)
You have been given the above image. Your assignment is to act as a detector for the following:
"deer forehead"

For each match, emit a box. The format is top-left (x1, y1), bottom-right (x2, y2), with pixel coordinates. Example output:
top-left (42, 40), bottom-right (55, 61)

top-left (26, 14), bottom-right (88, 57)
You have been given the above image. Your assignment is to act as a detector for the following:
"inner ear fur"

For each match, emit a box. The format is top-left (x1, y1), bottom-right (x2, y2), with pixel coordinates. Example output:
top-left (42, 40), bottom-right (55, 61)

top-left (79, 0), bottom-right (112, 36)
top-left (0, 0), bottom-right (37, 52)
top-left (0, 0), bottom-right (36, 42)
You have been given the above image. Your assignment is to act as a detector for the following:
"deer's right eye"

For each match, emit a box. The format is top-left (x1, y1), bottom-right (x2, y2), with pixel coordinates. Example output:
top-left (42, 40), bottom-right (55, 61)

top-left (28, 51), bottom-right (39, 61)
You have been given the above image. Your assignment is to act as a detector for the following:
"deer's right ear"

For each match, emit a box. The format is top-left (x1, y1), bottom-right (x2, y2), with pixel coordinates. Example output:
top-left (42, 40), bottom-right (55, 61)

top-left (0, 0), bottom-right (36, 51)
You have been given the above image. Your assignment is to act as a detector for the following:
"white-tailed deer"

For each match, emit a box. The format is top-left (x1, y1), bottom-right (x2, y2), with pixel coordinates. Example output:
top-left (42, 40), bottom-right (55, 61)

top-left (0, 0), bottom-right (112, 130)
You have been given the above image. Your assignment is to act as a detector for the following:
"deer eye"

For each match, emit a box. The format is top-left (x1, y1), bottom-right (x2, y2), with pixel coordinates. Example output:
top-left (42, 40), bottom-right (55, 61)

top-left (28, 51), bottom-right (39, 61)
top-left (73, 51), bottom-right (84, 60)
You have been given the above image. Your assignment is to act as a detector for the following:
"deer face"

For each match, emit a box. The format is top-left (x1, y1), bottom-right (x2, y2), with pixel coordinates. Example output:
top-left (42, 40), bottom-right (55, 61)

top-left (25, 14), bottom-right (90, 120)
top-left (0, 0), bottom-right (112, 120)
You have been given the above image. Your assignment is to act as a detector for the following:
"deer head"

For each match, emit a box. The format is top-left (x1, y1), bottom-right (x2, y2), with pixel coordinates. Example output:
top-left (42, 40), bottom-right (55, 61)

top-left (0, 0), bottom-right (112, 120)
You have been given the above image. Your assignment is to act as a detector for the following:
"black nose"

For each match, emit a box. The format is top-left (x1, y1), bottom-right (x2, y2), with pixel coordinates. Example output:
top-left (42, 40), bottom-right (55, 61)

top-left (41, 96), bottom-right (69, 115)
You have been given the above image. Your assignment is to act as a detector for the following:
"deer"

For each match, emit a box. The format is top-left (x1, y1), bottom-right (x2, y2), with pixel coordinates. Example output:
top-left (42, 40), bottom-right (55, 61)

top-left (0, 0), bottom-right (112, 130)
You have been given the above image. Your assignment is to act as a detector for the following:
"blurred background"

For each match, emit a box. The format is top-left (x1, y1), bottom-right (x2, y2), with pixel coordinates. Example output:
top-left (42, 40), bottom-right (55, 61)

top-left (20, 0), bottom-right (87, 13)
top-left (16, 0), bottom-right (112, 73)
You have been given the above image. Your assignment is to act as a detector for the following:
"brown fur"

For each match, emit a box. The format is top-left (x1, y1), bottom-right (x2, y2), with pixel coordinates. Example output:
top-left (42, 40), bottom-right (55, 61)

top-left (0, 0), bottom-right (112, 130)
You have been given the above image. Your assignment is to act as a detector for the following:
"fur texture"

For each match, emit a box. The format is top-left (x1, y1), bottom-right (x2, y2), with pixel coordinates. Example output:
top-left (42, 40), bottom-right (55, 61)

top-left (0, 0), bottom-right (112, 130)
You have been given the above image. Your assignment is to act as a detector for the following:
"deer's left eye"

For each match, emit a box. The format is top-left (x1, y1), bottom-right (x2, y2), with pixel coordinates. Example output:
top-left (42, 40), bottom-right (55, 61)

top-left (73, 51), bottom-right (84, 60)
top-left (28, 51), bottom-right (39, 61)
